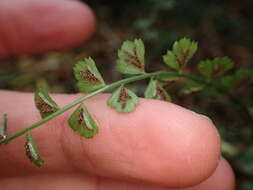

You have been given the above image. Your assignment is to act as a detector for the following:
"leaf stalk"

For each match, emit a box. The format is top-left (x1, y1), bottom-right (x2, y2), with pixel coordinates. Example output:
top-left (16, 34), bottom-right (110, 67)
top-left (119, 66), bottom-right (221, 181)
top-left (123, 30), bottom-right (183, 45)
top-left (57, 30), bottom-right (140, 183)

top-left (0, 71), bottom-right (172, 145)
top-left (1, 70), bottom-right (250, 145)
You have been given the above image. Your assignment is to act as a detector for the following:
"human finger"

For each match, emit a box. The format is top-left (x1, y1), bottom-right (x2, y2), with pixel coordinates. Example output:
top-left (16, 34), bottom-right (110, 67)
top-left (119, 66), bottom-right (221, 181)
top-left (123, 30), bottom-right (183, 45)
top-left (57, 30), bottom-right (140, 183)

top-left (91, 157), bottom-right (235, 190)
top-left (0, 0), bottom-right (95, 58)
top-left (0, 90), bottom-right (220, 188)
top-left (0, 158), bottom-right (234, 190)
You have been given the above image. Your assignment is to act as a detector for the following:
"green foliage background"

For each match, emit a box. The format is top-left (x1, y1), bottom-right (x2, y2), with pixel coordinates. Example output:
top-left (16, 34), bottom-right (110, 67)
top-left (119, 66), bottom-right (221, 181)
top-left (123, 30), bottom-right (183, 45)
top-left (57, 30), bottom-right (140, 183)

top-left (1, 0), bottom-right (253, 189)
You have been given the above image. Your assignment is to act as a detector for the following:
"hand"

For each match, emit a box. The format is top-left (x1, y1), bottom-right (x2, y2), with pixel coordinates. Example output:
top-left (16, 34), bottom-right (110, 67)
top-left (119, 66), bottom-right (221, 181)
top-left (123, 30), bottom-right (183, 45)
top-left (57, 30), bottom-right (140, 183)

top-left (0, 0), bottom-right (235, 189)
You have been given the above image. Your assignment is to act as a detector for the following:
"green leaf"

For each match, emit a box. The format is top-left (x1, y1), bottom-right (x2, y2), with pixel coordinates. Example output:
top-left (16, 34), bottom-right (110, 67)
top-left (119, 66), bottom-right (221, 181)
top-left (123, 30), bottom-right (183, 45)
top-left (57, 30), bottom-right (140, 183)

top-left (25, 133), bottom-right (44, 167)
top-left (74, 57), bottom-right (105, 93)
top-left (145, 78), bottom-right (171, 101)
top-left (180, 80), bottom-right (204, 95)
top-left (163, 38), bottom-right (198, 71)
top-left (198, 57), bottom-right (234, 79)
top-left (68, 103), bottom-right (99, 139)
top-left (221, 75), bottom-right (236, 89)
top-left (108, 86), bottom-right (139, 113)
top-left (236, 69), bottom-right (253, 83)
top-left (34, 80), bottom-right (59, 118)
top-left (116, 39), bottom-right (145, 74)
top-left (221, 69), bottom-right (253, 89)
top-left (0, 114), bottom-right (7, 141)
top-left (198, 59), bottom-right (215, 79)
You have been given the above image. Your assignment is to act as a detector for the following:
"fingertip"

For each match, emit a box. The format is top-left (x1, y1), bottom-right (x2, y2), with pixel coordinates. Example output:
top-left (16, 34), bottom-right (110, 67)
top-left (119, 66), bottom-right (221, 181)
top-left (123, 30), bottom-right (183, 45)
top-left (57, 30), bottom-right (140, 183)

top-left (0, 91), bottom-right (221, 188)
top-left (52, 94), bottom-right (221, 187)
top-left (0, 0), bottom-right (96, 58)
top-left (121, 98), bottom-right (221, 187)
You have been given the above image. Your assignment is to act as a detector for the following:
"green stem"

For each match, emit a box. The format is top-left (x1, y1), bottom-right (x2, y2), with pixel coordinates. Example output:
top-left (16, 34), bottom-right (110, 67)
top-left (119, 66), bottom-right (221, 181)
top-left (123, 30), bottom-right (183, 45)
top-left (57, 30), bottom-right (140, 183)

top-left (1, 70), bottom-right (250, 145)
top-left (0, 71), bottom-right (175, 145)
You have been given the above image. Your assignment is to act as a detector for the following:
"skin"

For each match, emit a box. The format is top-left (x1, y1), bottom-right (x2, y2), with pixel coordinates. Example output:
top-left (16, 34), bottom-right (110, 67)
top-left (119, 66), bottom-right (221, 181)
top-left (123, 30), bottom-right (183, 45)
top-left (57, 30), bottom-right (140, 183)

top-left (0, 0), bottom-right (95, 58)
top-left (0, 0), bottom-right (235, 189)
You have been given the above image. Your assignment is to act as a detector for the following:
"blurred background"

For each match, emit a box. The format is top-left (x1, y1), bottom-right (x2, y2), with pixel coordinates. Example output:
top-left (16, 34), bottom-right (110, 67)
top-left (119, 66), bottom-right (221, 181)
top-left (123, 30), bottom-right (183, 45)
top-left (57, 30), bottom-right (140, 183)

top-left (1, 0), bottom-right (253, 189)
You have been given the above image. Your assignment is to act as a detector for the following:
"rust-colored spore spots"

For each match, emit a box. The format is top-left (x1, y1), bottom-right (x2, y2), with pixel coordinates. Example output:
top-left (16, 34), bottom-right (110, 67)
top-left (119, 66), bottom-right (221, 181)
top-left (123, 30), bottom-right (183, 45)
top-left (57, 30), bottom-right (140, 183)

top-left (77, 108), bottom-right (84, 125)
top-left (36, 96), bottom-right (56, 113)
top-left (123, 48), bottom-right (144, 70)
top-left (156, 83), bottom-right (166, 100)
top-left (25, 142), bottom-right (34, 163)
top-left (176, 49), bottom-right (190, 66)
top-left (77, 108), bottom-right (91, 130)
top-left (80, 70), bottom-right (100, 83)
top-left (0, 135), bottom-right (5, 141)
top-left (213, 64), bottom-right (228, 78)
top-left (119, 88), bottom-right (131, 108)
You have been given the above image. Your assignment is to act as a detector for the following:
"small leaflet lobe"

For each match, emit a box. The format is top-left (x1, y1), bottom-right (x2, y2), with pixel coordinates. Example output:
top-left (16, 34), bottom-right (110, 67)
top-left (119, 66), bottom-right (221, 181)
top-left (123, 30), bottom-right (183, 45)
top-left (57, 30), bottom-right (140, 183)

top-left (68, 103), bottom-right (99, 138)
top-left (25, 134), bottom-right (44, 167)
top-left (108, 86), bottom-right (139, 113)
top-left (74, 58), bottom-right (105, 93)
